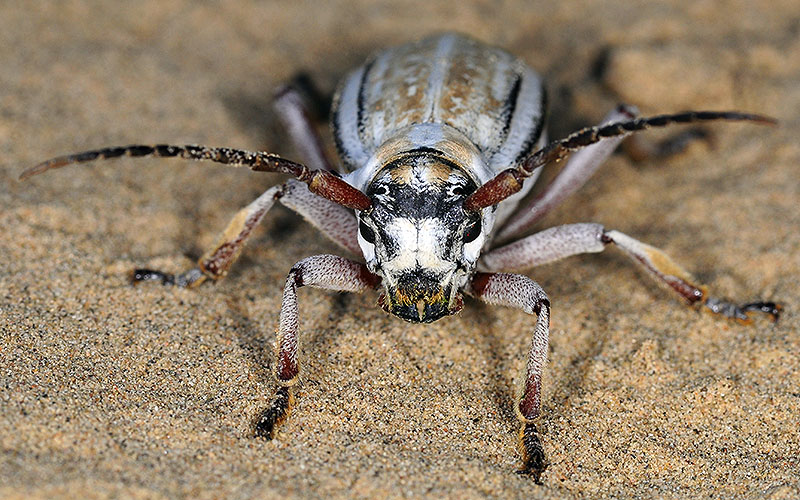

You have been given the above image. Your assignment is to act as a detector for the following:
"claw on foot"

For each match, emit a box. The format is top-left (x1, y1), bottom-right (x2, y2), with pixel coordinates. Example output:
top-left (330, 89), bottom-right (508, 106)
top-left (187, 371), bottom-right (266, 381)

top-left (738, 301), bottom-right (781, 323)
top-left (254, 386), bottom-right (294, 439)
top-left (517, 422), bottom-right (548, 483)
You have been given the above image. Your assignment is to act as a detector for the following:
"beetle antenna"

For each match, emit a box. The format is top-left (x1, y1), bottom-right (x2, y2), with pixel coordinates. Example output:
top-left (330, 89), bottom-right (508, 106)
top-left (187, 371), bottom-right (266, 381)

top-left (464, 110), bottom-right (776, 211)
top-left (20, 144), bottom-right (371, 211)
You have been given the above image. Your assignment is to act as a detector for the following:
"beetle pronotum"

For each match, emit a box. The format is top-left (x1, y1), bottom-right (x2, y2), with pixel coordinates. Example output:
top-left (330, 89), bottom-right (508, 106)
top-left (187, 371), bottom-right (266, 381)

top-left (22, 33), bottom-right (779, 482)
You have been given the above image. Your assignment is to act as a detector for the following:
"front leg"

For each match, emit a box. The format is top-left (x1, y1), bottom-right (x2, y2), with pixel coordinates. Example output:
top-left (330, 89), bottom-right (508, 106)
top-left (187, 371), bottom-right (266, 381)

top-left (254, 255), bottom-right (381, 438)
top-left (135, 183), bottom-right (285, 288)
top-left (466, 272), bottom-right (551, 482)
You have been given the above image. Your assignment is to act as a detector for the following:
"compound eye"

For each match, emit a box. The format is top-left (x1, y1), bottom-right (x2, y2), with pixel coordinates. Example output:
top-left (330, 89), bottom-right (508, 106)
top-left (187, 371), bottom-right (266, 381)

top-left (463, 216), bottom-right (481, 243)
top-left (359, 220), bottom-right (376, 244)
top-left (449, 185), bottom-right (467, 197)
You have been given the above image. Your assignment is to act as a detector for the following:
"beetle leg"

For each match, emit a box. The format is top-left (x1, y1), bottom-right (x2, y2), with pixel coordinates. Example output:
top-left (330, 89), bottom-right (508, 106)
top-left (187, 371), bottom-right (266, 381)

top-left (496, 105), bottom-right (637, 242)
top-left (133, 179), bottom-right (360, 287)
top-left (254, 254), bottom-right (381, 439)
top-left (601, 229), bottom-right (780, 322)
top-left (481, 223), bottom-right (780, 322)
top-left (273, 78), bottom-right (342, 173)
top-left (466, 272), bottom-right (551, 482)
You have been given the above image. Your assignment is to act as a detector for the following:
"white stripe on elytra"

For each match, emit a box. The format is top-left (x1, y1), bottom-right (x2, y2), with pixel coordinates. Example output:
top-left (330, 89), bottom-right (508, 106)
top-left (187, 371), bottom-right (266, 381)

top-left (382, 218), bottom-right (455, 275)
top-left (426, 34), bottom-right (457, 122)
top-left (490, 64), bottom-right (544, 169)
top-left (336, 66), bottom-right (370, 168)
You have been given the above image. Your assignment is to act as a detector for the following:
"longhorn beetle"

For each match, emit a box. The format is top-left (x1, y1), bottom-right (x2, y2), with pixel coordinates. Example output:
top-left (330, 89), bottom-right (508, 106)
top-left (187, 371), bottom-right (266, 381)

top-left (22, 33), bottom-right (779, 482)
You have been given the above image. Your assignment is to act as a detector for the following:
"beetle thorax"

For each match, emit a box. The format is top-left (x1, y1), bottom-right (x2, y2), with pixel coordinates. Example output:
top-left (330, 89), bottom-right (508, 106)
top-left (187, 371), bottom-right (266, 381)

top-left (357, 149), bottom-right (488, 323)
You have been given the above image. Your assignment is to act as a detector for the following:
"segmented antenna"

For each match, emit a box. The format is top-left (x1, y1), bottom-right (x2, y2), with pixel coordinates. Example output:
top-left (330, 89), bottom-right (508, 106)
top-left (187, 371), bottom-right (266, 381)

top-left (21, 144), bottom-right (372, 211)
top-left (464, 111), bottom-right (776, 212)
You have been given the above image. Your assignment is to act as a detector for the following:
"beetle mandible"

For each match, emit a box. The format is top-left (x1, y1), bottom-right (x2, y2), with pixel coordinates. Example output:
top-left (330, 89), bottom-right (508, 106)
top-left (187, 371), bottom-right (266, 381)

top-left (22, 33), bottom-right (780, 481)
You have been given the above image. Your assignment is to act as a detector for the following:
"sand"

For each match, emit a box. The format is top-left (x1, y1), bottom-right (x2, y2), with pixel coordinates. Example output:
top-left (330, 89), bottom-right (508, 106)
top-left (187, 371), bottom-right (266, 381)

top-left (2, 1), bottom-right (799, 498)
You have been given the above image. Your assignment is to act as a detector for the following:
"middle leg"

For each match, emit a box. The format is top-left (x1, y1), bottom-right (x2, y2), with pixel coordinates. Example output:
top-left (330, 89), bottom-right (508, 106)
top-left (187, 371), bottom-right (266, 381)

top-left (481, 223), bottom-right (779, 322)
top-left (495, 105), bottom-right (637, 243)
top-left (134, 179), bottom-right (360, 287)
top-left (495, 105), bottom-right (729, 244)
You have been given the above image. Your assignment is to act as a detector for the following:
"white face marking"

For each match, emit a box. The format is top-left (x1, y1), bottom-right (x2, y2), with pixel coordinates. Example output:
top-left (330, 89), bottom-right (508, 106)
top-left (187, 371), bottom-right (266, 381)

top-left (380, 218), bottom-right (457, 280)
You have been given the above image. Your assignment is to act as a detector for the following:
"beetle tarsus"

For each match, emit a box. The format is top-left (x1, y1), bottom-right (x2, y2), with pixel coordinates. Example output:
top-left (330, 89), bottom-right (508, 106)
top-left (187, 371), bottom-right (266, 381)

top-left (132, 267), bottom-right (205, 287)
top-left (517, 422), bottom-right (548, 483)
top-left (704, 297), bottom-right (781, 323)
top-left (254, 386), bottom-right (294, 439)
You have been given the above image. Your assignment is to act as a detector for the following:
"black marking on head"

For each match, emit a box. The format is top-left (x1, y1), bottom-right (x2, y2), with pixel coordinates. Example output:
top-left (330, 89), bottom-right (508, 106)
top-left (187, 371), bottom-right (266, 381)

top-left (361, 151), bottom-right (479, 263)
top-left (367, 153), bottom-right (476, 218)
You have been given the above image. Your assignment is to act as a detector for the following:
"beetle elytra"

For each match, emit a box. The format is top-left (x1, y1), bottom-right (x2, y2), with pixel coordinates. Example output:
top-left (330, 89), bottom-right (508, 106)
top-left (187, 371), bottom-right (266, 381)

top-left (22, 33), bottom-right (780, 482)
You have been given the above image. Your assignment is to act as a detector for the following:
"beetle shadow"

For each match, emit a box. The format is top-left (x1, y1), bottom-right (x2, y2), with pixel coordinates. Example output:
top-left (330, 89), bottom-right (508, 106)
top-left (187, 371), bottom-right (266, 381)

top-left (223, 296), bottom-right (273, 391)
top-left (466, 289), bottom-right (612, 434)
top-left (223, 285), bottom-right (356, 401)
top-left (545, 313), bottom-right (611, 422)
top-left (219, 73), bottom-right (335, 159)
top-left (462, 299), bottom-right (518, 427)
top-left (219, 91), bottom-right (280, 147)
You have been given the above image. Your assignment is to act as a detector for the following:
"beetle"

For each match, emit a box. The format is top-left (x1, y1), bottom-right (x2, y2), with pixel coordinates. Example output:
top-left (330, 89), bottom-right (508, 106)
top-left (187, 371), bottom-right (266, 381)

top-left (22, 33), bottom-right (779, 482)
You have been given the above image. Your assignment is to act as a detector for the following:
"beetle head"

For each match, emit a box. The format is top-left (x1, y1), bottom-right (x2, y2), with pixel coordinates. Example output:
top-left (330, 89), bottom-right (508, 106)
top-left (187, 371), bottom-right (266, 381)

top-left (357, 150), bottom-right (487, 323)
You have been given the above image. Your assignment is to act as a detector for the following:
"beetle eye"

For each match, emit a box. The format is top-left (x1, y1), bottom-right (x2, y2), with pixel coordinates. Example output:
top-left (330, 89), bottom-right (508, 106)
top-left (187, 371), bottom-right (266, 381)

top-left (359, 220), bottom-right (376, 244)
top-left (463, 217), bottom-right (481, 243)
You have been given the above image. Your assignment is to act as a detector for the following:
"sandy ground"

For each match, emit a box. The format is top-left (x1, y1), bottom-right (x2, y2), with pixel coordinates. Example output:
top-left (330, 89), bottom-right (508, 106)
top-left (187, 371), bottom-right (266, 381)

top-left (2, 1), bottom-right (799, 499)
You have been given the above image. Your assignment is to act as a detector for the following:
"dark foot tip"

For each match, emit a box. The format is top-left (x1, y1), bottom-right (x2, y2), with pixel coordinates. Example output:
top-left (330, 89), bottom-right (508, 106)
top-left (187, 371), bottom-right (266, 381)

top-left (132, 268), bottom-right (205, 287)
top-left (253, 387), bottom-right (293, 440)
top-left (253, 413), bottom-right (278, 440)
top-left (517, 451), bottom-right (548, 483)
top-left (518, 422), bottom-right (549, 483)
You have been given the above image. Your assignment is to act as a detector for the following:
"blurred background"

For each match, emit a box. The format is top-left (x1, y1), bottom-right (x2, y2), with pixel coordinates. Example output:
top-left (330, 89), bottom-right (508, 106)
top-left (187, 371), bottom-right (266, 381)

top-left (2, 2), bottom-right (798, 499)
